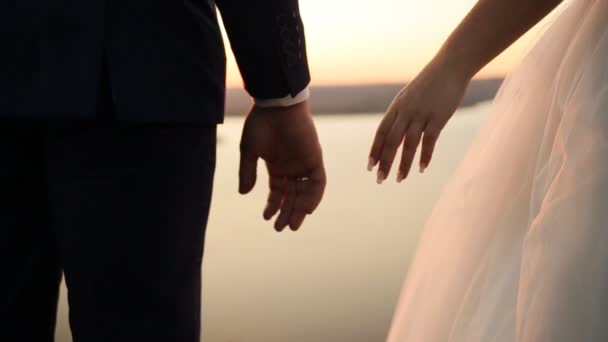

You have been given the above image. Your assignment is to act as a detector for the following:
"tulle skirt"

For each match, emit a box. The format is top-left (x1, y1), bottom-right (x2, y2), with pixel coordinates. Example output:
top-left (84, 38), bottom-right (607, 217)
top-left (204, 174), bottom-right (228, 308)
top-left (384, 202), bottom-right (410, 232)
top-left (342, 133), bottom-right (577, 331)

top-left (387, 1), bottom-right (608, 341)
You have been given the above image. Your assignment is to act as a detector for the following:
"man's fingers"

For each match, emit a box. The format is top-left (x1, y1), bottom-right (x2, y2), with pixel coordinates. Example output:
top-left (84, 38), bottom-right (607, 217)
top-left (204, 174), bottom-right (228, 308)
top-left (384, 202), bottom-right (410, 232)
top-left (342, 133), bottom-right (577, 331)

top-left (264, 176), bottom-right (286, 220)
top-left (238, 152), bottom-right (258, 194)
top-left (293, 178), bottom-right (321, 215)
top-left (308, 166), bottom-right (326, 213)
top-left (275, 181), bottom-right (296, 232)
top-left (289, 212), bottom-right (307, 231)
top-left (289, 168), bottom-right (325, 231)
top-left (420, 124), bottom-right (441, 172)
top-left (377, 117), bottom-right (408, 182)
top-left (397, 123), bottom-right (423, 182)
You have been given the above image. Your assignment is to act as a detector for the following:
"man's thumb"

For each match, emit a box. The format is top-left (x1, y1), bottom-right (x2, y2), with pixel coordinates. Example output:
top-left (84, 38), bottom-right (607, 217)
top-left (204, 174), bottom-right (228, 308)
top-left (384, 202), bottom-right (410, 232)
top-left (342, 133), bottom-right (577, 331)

top-left (239, 153), bottom-right (258, 194)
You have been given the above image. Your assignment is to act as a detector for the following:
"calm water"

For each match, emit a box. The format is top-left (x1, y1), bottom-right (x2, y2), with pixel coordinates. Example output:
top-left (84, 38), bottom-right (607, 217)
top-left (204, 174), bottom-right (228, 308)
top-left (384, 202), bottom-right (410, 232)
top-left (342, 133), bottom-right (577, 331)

top-left (55, 103), bottom-right (491, 342)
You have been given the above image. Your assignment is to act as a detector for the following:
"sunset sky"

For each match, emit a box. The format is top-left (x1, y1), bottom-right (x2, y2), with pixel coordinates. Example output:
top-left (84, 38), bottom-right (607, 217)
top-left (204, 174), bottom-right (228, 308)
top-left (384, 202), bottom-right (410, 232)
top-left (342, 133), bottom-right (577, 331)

top-left (221, 0), bottom-right (559, 87)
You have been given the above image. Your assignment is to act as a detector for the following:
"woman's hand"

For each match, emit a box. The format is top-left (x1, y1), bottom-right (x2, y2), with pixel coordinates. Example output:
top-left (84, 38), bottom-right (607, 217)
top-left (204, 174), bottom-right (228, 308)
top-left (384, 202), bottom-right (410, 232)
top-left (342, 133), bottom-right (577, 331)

top-left (368, 61), bottom-right (471, 183)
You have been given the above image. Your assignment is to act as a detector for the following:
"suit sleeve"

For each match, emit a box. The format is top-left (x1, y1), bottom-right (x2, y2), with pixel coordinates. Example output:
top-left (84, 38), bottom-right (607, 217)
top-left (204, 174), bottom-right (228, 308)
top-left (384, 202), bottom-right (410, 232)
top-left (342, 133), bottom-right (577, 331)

top-left (214, 0), bottom-right (311, 99)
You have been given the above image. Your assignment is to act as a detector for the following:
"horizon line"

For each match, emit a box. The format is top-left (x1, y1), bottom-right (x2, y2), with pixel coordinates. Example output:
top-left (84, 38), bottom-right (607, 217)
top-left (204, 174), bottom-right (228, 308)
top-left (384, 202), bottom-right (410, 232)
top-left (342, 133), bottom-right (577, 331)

top-left (226, 76), bottom-right (505, 90)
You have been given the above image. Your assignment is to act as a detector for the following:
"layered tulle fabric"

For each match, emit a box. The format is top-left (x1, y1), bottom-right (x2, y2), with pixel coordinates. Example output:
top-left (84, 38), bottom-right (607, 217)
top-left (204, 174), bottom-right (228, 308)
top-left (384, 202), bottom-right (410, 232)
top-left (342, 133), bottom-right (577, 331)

top-left (387, 1), bottom-right (608, 341)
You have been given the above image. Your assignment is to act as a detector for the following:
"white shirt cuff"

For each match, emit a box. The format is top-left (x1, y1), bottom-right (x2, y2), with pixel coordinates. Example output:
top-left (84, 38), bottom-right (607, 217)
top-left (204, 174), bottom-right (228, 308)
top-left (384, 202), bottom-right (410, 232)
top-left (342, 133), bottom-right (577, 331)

top-left (253, 87), bottom-right (310, 108)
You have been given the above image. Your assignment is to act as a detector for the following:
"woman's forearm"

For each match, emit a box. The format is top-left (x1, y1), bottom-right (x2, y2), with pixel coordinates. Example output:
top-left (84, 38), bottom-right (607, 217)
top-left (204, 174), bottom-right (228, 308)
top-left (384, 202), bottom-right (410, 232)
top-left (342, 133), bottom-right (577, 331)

top-left (432, 0), bottom-right (563, 80)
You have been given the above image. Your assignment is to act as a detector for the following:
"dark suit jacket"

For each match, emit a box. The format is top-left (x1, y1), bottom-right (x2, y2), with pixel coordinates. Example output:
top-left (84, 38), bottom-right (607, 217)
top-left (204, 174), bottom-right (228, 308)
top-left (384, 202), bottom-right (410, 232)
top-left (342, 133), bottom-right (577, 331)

top-left (12, 0), bottom-right (311, 123)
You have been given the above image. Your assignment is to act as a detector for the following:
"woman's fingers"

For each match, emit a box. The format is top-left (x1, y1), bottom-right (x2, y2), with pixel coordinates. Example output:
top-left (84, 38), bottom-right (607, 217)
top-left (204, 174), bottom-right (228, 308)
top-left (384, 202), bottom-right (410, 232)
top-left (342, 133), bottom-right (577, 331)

top-left (369, 111), bottom-right (397, 170)
top-left (397, 123), bottom-right (424, 182)
top-left (371, 116), bottom-right (441, 184)
top-left (369, 87), bottom-right (446, 183)
top-left (420, 124), bottom-right (441, 172)
top-left (377, 117), bottom-right (408, 183)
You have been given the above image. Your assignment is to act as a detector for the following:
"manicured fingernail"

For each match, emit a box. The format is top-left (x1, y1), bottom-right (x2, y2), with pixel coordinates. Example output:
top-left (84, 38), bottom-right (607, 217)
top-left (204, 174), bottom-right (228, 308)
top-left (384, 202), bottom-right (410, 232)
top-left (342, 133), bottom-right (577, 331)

top-left (377, 170), bottom-right (386, 184)
top-left (420, 163), bottom-right (427, 173)
top-left (397, 170), bottom-right (405, 183)
top-left (367, 157), bottom-right (375, 171)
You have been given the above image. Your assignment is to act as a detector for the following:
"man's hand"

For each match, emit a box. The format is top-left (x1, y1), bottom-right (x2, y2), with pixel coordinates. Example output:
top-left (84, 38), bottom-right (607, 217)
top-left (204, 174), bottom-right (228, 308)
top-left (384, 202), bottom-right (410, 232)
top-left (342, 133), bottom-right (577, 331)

top-left (239, 100), bottom-right (326, 231)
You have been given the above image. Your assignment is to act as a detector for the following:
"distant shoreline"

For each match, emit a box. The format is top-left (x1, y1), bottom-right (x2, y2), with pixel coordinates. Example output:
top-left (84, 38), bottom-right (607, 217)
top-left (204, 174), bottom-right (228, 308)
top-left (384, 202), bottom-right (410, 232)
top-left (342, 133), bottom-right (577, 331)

top-left (224, 78), bottom-right (504, 116)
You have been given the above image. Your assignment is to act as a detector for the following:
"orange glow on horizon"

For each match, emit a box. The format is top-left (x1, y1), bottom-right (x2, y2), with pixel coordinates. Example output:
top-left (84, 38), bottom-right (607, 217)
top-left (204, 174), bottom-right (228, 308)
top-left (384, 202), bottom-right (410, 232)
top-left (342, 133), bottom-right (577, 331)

top-left (220, 0), bottom-right (557, 88)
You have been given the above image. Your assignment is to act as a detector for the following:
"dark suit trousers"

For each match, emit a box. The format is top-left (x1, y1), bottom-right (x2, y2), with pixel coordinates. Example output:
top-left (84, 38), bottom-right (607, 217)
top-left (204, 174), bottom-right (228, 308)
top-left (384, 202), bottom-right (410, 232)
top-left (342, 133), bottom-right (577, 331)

top-left (1, 70), bottom-right (217, 342)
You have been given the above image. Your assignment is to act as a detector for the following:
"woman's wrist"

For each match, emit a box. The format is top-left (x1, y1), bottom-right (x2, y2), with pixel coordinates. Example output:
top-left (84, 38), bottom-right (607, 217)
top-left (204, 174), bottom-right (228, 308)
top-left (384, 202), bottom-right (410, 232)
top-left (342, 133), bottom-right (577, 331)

top-left (424, 54), bottom-right (475, 90)
top-left (430, 45), bottom-right (480, 84)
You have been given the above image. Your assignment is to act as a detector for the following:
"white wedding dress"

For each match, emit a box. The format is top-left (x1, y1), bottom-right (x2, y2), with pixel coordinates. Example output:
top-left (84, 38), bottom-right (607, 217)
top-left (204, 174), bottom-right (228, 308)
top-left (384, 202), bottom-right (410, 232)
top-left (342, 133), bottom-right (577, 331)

top-left (387, 1), bottom-right (608, 341)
